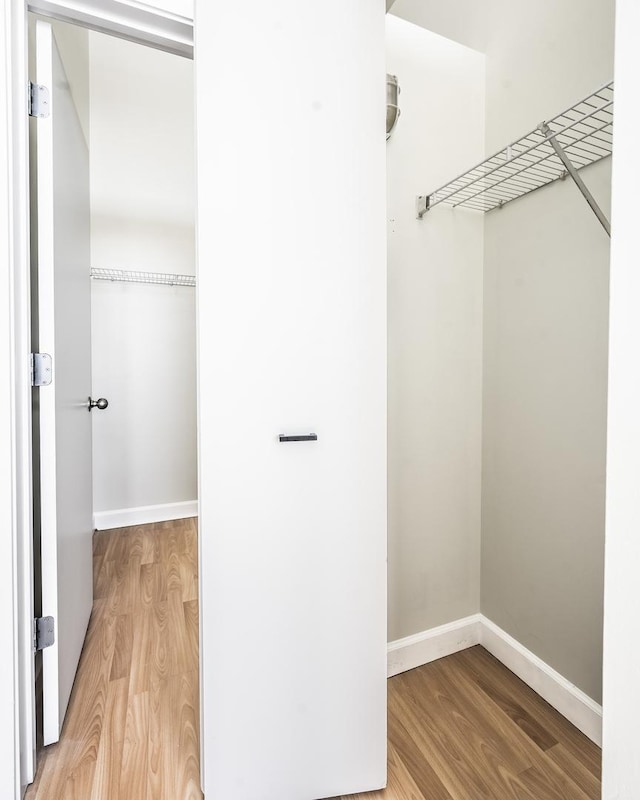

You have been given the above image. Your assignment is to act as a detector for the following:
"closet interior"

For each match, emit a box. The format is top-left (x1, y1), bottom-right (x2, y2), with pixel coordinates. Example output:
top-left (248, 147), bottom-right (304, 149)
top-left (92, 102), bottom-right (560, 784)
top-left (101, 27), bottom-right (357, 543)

top-left (386, 0), bottom-right (613, 752)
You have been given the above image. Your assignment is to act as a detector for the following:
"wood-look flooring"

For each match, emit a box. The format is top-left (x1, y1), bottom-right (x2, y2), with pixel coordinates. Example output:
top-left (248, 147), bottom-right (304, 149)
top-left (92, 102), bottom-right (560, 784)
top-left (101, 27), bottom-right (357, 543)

top-left (334, 646), bottom-right (601, 800)
top-left (26, 519), bottom-right (601, 800)
top-left (26, 518), bottom-right (202, 800)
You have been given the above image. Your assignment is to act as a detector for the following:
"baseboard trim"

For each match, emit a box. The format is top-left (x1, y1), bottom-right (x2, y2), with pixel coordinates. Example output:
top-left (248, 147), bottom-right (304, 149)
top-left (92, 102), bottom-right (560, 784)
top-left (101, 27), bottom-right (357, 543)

top-left (93, 500), bottom-right (198, 530)
top-left (387, 614), bottom-right (482, 678)
top-left (387, 614), bottom-right (602, 746)
top-left (479, 615), bottom-right (602, 746)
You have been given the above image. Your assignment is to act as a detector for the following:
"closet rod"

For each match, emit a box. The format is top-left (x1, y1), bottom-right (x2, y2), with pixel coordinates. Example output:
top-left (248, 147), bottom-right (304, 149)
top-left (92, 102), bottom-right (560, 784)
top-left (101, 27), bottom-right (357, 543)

top-left (417, 81), bottom-right (613, 235)
top-left (90, 268), bottom-right (196, 287)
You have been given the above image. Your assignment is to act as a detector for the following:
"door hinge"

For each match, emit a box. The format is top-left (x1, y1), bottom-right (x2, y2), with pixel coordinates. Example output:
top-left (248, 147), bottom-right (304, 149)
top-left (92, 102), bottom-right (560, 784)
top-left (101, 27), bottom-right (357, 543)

top-left (28, 81), bottom-right (50, 118)
top-left (33, 616), bottom-right (55, 652)
top-left (31, 353), bottom-right (52, 387)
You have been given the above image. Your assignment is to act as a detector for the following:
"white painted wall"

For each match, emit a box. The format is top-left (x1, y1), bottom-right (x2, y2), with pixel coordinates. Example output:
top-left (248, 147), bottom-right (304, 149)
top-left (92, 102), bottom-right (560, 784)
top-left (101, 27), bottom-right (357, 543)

top-left (480, 0), bottom-right (614, 703)
top-left (196, 1), bottom-right (387, 797)
top-left (390, 0), bottom-right (487, 53)
top-left (89, 32), bottom-right (196, 520)
top-left (386, 16), bottom-right (485, 640)
top-left (118, 0), bottom-right (193, 18)
top-left (484, 0), bottom-right (615, 153)
top-left (48, 21), bottom-right (89, 144)
top-left (602, 0), bottom-right (640, 795)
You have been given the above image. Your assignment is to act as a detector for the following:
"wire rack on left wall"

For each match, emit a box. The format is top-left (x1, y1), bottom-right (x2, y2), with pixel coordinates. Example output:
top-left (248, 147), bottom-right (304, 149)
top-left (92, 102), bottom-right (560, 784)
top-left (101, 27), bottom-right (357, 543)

top-left (90, 268), bottom-right (196, 287)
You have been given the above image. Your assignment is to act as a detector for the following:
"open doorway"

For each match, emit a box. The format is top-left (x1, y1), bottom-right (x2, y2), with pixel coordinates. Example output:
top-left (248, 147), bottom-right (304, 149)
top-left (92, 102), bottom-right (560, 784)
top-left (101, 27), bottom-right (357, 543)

top-left (27, 15), bottom-right (199, 797)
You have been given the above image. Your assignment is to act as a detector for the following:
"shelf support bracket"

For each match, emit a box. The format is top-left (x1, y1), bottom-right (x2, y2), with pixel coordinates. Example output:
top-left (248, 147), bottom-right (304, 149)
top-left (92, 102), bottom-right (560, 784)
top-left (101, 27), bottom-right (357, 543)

top-left (416, 195), bottom-right (429, 219)
top-left (539, 122), bottom-right (611, 237)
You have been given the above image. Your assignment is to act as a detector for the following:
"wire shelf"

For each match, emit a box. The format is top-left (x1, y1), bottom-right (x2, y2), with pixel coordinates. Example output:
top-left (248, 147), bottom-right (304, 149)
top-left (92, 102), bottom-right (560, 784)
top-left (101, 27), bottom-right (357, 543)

top-left (91, 268), bottom-right (196, 287)
top-left (420, 81), bottom-right (613, 215)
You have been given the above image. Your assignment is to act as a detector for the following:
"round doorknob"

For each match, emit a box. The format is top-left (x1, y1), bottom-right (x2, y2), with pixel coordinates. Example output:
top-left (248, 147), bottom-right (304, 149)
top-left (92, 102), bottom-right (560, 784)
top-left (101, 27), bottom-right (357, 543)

top-left (88, 396), bottom-right (109, 411)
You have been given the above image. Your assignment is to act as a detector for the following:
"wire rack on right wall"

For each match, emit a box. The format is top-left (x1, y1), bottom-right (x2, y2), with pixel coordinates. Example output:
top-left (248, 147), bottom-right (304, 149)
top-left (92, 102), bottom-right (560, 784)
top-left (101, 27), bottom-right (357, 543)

top-left (418, 82), bottom-right (613, 216)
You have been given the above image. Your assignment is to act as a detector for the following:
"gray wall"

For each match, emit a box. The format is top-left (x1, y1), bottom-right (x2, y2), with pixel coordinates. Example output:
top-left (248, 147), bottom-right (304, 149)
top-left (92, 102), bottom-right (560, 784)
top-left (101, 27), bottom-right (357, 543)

top-left (386, 16), bottom-right (485, 641)
top-left (481, 0), bottom-right (615, 703)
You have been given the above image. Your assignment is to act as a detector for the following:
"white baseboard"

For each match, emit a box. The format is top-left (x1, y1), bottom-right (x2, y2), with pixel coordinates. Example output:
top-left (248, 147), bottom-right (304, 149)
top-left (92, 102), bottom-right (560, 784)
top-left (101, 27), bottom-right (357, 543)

top-left (387, 613), bottom-right (602, 746)
top-left (479, 615), bottom-right (602, 746)
top-left (93, 500), bottom-right (198, 530)
top-left (387, 614), bottom-right (482, 678)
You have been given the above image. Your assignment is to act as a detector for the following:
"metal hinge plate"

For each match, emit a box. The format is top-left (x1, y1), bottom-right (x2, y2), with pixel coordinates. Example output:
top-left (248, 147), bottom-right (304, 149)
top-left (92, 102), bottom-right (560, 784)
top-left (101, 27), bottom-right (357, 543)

top-left (34, 616), bottom-right (55, 652)
top-left (31, 353), bottom-right (52, 387)
top-left (29, 81), bottom-right (50, 118)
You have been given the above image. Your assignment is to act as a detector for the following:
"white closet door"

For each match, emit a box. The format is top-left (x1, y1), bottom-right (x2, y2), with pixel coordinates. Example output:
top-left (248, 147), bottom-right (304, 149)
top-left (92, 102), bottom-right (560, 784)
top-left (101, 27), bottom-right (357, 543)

top-left (33, 19), bottom-right (94, 746)
top-left (196, 2), bottom-right (387, 799)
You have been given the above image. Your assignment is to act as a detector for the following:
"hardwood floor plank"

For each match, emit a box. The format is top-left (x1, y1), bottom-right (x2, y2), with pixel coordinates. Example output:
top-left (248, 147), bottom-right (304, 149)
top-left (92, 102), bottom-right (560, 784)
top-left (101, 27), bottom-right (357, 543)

top-left (128, 610), bottom-right (153, 696)
top-left (93, 557), bottom-right (115, 600)
top-left (140, 562), bottom-right (167, 607)
top-left (166, 550), bottom-right (182, 595)
top-left (92, 552), bottom-right (105, 590)
top-left (62, 756), bottom-right (99, 800)
top-left (90, 676), bottom-right (128, 800)
top-left (387, 705), bottom-right (454, 800)
top-left (337, 742), bottom-right (430, 800)
top-left (179, 552), bottom-right (198, 602)
top-left (147, 600), bottom-right (172, 684)
top-left (545, 743), bottom-right (601, 800)
top-left (412, 658), bottom-right (534, 772)
top-left (388, 685), bottom-right (498, 798)
top-left (455, 649), bottom-right (558, 752)
top-left (109, 614), bottom-right (133, 681)
top-left (127, 527), bottom-right (145, 562)
top-left (167, 590), bottom-right (192, 675)
top-left (63, 611), bottom-right (117, 744)
top-left (92, 530), bottom-right (110, 557)
top-left (172, 670), bottom-right (202, 800)
top-left (27, 741), bottom-right (75, 800)
top-left (141, 528), bottom-right (160, 565)
top-left (512, 764), bottom-right (590, 800)
top-left (119, 691), bottom-right (149, 800)
top-left (183, 599), bottom-right (199, 673)
top-left (147, 678), bottom-right (165, 800)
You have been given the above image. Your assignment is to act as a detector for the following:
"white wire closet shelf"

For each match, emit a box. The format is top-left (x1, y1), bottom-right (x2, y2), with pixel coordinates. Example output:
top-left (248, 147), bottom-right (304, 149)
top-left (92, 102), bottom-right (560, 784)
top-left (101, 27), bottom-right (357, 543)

top-left (417, 81), bottom-right (613, 233)
top-left (91, 268), bottom-right (196, 287)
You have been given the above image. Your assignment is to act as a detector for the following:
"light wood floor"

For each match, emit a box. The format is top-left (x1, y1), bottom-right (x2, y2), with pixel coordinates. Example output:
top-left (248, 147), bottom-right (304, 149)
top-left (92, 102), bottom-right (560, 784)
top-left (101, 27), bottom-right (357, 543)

top-left (334, 646), bottom-right (601, 800)
top-left (26, 518), bottom-right (202, 800)
top-left (26, 520), bottom-right (601, 800)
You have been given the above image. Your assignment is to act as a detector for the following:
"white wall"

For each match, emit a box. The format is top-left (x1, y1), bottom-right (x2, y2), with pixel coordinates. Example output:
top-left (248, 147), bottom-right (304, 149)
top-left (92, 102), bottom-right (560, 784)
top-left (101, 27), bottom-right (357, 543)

top-left (484, 0), bottom-right (615, 153)
top-left (390, 0), bottom-right (487, 53)
top-left (118, 0), bottom-right (193, 18)
top-left (480, 0), bottom-right (614, 703)
top-left (196, 1), bottom-right (387, 797)
top-left (89, 32), bottom-right (196, 520)
top-left (49, 21), bottom-right (89, 145)
top-left (386, 16), bottom-right (485, 640)
top-left (602, 0), bottom-right (640, 795)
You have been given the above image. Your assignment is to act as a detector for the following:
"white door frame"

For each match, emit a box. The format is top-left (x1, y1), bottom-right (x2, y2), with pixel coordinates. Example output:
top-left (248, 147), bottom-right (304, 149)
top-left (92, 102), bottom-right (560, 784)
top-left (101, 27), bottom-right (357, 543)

top-left (0, 2), bottom-right (194, 796)
top-left (4, 2), bottom-right (640, 799)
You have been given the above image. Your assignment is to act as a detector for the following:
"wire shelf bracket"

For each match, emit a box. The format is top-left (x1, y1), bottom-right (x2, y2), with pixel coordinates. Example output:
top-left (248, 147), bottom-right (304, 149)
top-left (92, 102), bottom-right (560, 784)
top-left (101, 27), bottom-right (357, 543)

top-left (90, 268), bottom-right (196, 287)
top-left (417, 81), bottom-right (613, 237)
